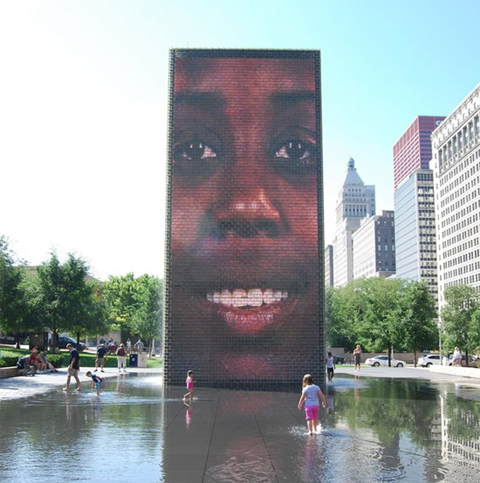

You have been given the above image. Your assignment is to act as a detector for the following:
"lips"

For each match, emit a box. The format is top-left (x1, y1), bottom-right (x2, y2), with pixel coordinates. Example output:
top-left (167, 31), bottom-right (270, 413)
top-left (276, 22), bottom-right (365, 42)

top-left (207, 288), bottom-right (288, 307)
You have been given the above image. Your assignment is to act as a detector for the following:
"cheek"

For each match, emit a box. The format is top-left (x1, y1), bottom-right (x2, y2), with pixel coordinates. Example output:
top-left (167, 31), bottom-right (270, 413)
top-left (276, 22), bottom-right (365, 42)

top-left (171, 185), bottom-right (207, 250)
top-left (284, 189), bottom-right (319, 242)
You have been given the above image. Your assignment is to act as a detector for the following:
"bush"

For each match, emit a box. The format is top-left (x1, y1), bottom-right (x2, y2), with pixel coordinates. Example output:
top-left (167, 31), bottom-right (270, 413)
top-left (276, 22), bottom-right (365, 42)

top-left (0, 349), bottom-right (21, 367)
top-left (0, 356), bottom-right (19, 367)
top-left (46, 354), bottom-right (64, 368)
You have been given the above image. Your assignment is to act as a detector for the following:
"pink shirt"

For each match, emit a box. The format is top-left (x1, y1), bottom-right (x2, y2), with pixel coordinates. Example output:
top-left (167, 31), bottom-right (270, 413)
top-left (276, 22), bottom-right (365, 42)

top-left (186, 376), bottom-right (194, 389)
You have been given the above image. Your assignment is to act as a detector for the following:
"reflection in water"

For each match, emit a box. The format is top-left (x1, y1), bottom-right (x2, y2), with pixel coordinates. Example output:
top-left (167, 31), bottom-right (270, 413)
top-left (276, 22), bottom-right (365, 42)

top-left (184, 399), bottom-right (193, 429)
top-left (1, 374), bottom-right (480, 482)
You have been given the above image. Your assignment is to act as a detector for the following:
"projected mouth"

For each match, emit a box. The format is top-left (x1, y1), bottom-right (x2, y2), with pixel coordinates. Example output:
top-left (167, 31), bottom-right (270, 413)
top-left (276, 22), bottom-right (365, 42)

top-left (206, 289), bottom-right (288, 308)
top-left (204, 288), bottom-right (297, 335)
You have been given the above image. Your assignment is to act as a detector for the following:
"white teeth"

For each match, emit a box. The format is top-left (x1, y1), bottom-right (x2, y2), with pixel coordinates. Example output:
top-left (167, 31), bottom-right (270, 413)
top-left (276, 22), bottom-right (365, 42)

top-left (232, 289), bottom-right (247, 308)
top-left (206, 289), bottom-right (288, 307)
top-left (248, 288), bottom-right (263, 307)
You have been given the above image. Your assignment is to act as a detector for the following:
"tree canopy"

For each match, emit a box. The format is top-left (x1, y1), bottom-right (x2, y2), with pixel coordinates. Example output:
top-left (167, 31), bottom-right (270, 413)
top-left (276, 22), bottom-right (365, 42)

top-left (441, 284), bottom-right (480, 363)
top-left (0, 236), bottom-right (30, 346)
top-left (327, 277), bottom-right (439, 363)
top-left (102, 273), bottom-right (163, 351)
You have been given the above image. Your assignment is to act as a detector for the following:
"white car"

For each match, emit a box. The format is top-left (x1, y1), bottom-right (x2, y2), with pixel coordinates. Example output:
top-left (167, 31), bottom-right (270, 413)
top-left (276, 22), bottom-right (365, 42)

top-left (417, 354), bottom-right (442, 367)
top-left (365, 355), bottom-right (404, 367)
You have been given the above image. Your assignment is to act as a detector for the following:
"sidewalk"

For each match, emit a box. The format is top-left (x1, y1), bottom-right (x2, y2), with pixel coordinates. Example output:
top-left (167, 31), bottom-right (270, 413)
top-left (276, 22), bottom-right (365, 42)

top-left (2, 364), bottom-right (480, 403)
top-left (0, 366), bottom-right (158, 401)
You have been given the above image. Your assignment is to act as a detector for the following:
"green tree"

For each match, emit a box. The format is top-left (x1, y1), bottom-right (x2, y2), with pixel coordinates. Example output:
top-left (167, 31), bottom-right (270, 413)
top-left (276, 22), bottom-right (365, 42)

top-left (102, 273), bottom-right (137, 332)
top-left (36, 252), bottom-right (98, 353)
top-left (441, 284), bottom-right (480, 365)
top-left (130, 275), bottom-right (163, 354)
top-left (70, 278), bottom-right (109, 345)
top-left (0, 236), bottom-right (30, 347)
top-left (326, 284), bottom-right (358, 350)
top-left (354, 277), bottom-right (405, 364)
top-left (399, 281), bottom-right (438, 366)
top-left (103, 273), bottom-right (163, 353)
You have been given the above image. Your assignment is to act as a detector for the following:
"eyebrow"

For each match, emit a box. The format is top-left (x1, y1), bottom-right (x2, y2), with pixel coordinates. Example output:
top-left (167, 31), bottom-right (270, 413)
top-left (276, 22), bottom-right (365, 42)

top-left (270, 91), bottom-right (315, 106)
top-left (175, 92), bottom-right (225, 109)
top-left (175, 90), bottom-right (314, 107)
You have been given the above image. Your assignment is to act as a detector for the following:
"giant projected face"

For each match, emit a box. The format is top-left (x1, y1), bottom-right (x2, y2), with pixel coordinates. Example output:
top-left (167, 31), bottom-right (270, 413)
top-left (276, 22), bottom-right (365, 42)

top-left (170, 52), bottom-right (320, 384)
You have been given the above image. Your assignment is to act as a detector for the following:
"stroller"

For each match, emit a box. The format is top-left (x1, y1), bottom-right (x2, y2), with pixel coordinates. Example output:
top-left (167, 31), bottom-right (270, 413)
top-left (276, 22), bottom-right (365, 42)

top-left (17, 356), bottom-right (36, 376)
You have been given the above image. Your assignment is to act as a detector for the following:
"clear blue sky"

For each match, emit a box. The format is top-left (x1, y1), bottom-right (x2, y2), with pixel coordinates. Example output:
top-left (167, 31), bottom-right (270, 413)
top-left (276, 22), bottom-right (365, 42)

top-left (0, 0), bottom-right (479, 280)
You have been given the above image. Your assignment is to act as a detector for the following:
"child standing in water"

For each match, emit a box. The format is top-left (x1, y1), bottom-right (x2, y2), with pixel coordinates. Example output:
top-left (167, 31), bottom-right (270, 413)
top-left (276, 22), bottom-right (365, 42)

top-left (86, 370), bottom-right (104, 396)
top-left (183, 370), bottom-right (195, 402)
top-left (326, 352), bottom-right (335, 383)
top-left (298, 374), bottom-right (327, 435)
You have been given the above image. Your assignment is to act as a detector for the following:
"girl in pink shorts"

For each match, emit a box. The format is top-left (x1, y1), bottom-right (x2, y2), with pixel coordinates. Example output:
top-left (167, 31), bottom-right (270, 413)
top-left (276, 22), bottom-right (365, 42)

top-left (183, 370), bottom-right (195, 402)
top-left (298, 374), bottom-right (327, 434)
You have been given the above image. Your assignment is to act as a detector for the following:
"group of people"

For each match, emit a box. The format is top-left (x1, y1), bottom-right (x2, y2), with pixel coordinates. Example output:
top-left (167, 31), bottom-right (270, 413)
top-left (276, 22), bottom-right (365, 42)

top-left (94, 341), bottom-right (129, 373)
top-left (325, 344), bottom-right (362, 384)
top-left (61, 337), bottom-right (144, 396)
top-left (28, 347), bottom-right (58, 373)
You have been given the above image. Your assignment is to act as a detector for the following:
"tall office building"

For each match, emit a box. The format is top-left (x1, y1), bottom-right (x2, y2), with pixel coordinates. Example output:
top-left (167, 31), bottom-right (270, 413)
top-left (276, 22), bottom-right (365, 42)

top-left (325, 244), bottom-right (334, 287)
top-left (431, 84), bottom-right (480, 309)
top-left (352, 210), bottom-right (396, 279)
top-left (393, 116), bottom-right (446, 190)
top-left (394, 169), bottom-right (438, 301)
top-left (333, 158), bottom-right (375, 286)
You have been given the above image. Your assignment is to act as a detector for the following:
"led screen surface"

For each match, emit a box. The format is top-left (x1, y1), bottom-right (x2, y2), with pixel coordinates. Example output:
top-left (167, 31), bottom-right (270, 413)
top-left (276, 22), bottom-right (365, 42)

top-left (165, 49), bottom-right (324, 389)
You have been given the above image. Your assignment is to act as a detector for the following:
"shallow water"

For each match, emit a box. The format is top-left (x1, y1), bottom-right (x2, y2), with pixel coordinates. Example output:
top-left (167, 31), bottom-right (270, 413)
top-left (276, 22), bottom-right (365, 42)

top-left (1, 374), bottom-right (479, 482)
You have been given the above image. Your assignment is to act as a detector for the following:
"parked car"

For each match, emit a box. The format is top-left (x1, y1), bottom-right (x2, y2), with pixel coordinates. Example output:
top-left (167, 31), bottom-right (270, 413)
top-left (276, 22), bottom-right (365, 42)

top-left (0, 332), bottom-right (28, 346)
top-left (332, 354), bottom-right (345, 364)
top-left (417, 354), bottom-right (442, 367)
top-left (448, 354), bottom-right (479, 366)
top-left (56, 336), bottom-right (86, 352)
top-left (365, 355), bottom-right (404, 367)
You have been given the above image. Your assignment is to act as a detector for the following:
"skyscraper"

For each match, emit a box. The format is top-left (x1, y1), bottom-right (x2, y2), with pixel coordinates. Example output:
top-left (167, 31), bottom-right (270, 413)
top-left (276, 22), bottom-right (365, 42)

top-left (393, 116), bottom-right (446, 190)
top-left (431, 84), bottom-right (480, 310)
top-left (352, 210), bottom-right (396, 279)
top-left (333, 158), bottom-right (375, 286)
top-left (394, 169), bottom-right (438, 301)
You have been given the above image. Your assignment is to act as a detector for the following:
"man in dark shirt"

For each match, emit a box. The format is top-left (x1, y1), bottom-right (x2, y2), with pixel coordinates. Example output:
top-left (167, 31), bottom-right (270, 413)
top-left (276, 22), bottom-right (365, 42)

top-left (63, 343), bottom-right (82, 392)
top-left (95, 344), bottom-right (107, 372)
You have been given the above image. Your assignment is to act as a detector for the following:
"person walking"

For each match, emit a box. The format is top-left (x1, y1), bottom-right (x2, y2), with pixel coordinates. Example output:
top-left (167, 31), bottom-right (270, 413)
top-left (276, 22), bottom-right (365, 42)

top-left (326, 352), bottom-right (335, 383)
top-left (116, 343), bottom-right (127, 372)
top-left (95, 343), bottom-right (107, 372)
top-left (298, 374), bottom-right (327, 435)
top-left (453, 347), bottom-right (462, 366)
top-left (183, 370), bottom-right (195, 402)
top-left (134, 338), bottom-right (144, 353)
top-left (353, 345), bottom-right (362, 372)
top-left (63, 343), bottom-right (82, 392)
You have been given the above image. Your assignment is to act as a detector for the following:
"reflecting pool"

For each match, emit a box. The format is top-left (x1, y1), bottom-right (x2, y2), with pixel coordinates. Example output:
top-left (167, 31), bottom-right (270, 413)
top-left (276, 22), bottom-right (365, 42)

top-left (1, 373), bottom-right (479, 482)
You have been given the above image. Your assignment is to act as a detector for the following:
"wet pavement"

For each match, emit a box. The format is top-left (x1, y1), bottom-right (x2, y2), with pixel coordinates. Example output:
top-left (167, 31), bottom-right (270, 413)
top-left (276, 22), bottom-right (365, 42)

top-left (1, 366), bottom-right (480, 482)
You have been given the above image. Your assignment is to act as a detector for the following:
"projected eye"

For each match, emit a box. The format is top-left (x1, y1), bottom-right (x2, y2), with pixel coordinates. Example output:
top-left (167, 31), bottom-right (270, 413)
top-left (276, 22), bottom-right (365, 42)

top-left (173, 141), bottom-right (218, 163)
top-left (272, 129), bottom-right (317, 175)
top-left (172, 133), bottom-right (223, 179)
top-left (275, 141), bottom-right (314, 163)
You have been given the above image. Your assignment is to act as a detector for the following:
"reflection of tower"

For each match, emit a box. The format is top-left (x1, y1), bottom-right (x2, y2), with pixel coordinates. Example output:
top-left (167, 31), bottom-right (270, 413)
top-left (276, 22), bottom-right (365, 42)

top-left (438, 390), bottom-right (480, 469)
top-left (332, 158), bottom-right (375, 286)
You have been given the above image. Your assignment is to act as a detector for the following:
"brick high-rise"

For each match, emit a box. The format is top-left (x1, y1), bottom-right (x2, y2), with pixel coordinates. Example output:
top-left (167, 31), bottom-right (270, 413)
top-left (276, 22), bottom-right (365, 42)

top-left (393, 116), bottom-right (445, 190)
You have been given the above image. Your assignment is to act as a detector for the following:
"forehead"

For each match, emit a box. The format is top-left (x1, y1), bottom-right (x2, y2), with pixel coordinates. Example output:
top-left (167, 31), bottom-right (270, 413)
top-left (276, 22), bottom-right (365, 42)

top-left (174, 57), bottom-right (316, 95)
